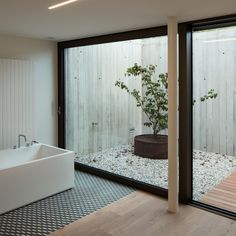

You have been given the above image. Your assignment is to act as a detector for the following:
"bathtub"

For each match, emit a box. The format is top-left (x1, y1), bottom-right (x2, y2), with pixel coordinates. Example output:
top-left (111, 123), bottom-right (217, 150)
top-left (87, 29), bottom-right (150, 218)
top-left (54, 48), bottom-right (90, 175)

top-left (0, 143), bottom-right (75, 215)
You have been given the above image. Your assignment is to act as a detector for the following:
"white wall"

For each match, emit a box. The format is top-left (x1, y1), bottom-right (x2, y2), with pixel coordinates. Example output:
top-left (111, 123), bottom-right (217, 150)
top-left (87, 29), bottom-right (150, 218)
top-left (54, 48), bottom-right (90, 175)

top-left (0, 35), bottom-right (57, 147)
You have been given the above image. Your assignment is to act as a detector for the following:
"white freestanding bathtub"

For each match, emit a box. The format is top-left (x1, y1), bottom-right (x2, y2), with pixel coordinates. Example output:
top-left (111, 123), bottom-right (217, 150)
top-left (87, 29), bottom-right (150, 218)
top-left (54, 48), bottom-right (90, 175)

top-left (0, 143), bottom-right (75, 215)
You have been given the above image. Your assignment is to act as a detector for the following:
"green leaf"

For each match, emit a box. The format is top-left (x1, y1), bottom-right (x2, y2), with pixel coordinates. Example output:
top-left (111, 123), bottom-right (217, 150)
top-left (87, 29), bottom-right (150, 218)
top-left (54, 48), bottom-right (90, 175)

top-left (115, 63), bottom-right (218, 134)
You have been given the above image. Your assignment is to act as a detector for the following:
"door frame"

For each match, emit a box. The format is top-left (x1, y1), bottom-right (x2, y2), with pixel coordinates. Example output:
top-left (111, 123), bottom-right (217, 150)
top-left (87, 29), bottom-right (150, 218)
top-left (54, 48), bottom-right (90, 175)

top-left (58, 26), bottom-right (169, 198)
top-left (58, 14), bottom-right (236, 217)
top-left (178, 14), bottom-right (236, 218)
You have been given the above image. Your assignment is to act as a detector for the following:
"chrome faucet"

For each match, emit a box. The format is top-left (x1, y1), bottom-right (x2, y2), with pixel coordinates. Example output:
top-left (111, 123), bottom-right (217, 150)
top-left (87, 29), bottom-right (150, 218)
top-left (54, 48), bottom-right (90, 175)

top-left (31, 140), bottom-right (38, 146)
top-left (18, 134), bottom-right (27, 148)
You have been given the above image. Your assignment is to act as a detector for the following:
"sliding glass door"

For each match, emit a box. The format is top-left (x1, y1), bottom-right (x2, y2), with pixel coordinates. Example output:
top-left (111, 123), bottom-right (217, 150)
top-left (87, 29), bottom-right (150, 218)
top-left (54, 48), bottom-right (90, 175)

top-left (62, 32), bottom-right (169, 192)
top-left (192, 24), bottom-right (236, 214)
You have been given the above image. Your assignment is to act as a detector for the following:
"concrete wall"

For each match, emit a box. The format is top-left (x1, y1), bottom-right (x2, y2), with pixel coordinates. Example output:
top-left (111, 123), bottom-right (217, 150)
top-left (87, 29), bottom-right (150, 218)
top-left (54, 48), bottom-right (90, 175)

top-left (193, 26), bottom-right (236, 156)
top-left (65, 37), bottom-right (168, 155)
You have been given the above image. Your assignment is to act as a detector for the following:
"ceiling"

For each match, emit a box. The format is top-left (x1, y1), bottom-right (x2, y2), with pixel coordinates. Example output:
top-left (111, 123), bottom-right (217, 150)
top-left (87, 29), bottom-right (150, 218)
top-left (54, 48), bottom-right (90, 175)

top-left (0, 0), bottom-right (236, 42)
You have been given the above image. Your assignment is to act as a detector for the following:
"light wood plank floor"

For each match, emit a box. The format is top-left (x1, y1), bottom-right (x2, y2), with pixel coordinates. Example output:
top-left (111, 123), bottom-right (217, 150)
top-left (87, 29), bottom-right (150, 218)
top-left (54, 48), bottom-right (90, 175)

top-left (202, 170), bottom-right (236, 212)
top-left (50, 191), bottom-right (236, 236)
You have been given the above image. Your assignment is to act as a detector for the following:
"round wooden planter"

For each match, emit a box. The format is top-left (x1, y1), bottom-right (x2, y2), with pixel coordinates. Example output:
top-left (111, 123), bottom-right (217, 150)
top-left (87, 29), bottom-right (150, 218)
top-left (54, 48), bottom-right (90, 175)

top-left (134, 134), bottom-right (168, 159)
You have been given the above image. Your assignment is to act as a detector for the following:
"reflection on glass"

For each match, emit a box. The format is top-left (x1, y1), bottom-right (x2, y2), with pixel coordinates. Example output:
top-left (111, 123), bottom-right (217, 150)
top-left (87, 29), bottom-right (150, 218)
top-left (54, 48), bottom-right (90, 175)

top-left (65, 36), bottom-right (168, 189)
top-left (193, 26), bottom-right (236, 213)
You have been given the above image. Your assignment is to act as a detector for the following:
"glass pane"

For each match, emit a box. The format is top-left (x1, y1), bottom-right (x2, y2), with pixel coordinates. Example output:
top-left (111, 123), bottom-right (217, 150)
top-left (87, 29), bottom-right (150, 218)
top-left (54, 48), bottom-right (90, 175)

top-left (193, 26), bottom-right (236, 213)
top-left (65, 36), bottom-right (168, 189)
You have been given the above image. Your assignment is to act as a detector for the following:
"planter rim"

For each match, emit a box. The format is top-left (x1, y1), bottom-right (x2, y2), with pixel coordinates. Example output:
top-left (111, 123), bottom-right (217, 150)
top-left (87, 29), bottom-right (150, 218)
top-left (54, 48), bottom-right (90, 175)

top-left (135, 134), bottom-right (168, 144)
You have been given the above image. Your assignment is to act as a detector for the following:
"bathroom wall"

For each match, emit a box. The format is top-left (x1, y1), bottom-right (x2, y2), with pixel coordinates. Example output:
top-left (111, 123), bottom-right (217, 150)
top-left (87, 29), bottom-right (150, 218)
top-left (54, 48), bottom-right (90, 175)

top-left (0, 35), bottom-right (57, 148)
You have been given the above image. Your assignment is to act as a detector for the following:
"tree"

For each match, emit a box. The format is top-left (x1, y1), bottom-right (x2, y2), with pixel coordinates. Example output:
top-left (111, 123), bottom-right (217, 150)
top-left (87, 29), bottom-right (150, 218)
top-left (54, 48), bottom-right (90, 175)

top-left (115, 63), bottom-right (217, 135)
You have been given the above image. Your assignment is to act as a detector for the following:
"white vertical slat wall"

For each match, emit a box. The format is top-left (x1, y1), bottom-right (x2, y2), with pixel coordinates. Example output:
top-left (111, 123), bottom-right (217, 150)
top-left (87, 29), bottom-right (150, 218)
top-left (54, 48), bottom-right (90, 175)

top-left (193, 27), bottom-right (236, 156)
top-left (0, 58), bottom-right (34, 150)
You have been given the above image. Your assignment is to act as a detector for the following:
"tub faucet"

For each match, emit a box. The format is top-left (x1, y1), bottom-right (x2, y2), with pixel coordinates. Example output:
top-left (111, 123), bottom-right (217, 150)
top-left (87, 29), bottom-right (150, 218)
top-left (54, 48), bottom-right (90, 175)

top-left (18, 134), bottom-right (27, 148)
top-left (31, 140), bottom-right (38, 146)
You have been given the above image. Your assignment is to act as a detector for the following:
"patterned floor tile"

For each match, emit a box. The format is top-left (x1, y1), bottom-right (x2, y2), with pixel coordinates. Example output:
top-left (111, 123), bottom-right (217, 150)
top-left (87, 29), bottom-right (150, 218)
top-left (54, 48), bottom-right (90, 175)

top-left (0, 170), bottom-right (135, 236)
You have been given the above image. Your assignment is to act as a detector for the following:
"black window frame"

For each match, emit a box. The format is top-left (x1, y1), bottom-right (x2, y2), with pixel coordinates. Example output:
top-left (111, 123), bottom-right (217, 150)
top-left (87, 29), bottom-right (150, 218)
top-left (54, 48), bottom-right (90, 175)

top-left (179, 14), bottom-right (236, 219)
top-left (58, 14), bottom-right (236, 219)
top-left (58, 26), bottom-right (169, 198)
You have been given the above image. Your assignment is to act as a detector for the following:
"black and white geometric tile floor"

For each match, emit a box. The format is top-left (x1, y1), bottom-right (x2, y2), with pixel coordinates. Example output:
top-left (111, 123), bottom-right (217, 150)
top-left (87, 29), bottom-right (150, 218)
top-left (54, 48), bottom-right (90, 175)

top-left (0, 170), bottom-right (135, 236)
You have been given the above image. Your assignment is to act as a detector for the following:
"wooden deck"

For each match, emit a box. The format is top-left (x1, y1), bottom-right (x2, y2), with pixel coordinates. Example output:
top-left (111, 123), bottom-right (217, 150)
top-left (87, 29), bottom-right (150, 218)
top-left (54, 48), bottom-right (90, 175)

top-left (201, 170), bottom-right (236, 212)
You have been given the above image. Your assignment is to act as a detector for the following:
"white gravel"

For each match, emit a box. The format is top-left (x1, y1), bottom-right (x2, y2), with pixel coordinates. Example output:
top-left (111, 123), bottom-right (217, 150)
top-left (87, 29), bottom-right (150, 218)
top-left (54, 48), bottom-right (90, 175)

top-left (77, 145), bottom-right (236, 200)
top-left (193, 150), bottom-right (236, 200)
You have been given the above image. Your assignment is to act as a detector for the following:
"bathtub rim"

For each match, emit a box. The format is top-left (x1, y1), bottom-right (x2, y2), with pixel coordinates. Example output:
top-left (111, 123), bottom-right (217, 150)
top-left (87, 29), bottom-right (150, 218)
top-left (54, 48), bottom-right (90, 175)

top-left (0, 143), bottom-right (75, 171)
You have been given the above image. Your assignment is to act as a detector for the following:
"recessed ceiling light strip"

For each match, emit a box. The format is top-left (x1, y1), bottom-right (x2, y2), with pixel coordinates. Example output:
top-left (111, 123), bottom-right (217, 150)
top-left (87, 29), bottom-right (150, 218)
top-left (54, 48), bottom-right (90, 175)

top-left (48, 0), bottom-right (78, 10)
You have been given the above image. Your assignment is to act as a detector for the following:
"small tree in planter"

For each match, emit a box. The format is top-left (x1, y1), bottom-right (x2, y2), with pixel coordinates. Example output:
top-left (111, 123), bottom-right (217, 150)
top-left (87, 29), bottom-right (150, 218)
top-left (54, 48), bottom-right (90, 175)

top-left (115, 63), bottom-right (217, 159)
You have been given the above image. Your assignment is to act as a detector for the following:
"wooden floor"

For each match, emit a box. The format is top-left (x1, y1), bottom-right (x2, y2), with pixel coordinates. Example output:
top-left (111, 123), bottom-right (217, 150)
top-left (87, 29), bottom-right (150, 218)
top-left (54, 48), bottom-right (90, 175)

top-left (50, 191), bottom-right (236, 236)
top-left (201, 171), bottom-right (236, 212)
